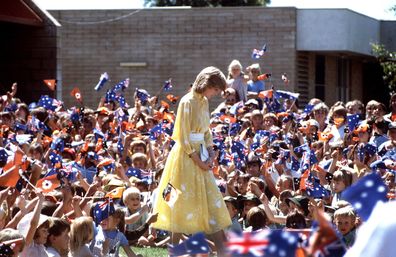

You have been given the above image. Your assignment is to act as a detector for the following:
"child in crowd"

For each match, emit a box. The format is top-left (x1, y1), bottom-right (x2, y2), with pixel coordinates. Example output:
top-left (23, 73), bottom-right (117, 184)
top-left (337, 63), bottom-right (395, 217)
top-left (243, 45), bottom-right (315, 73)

top-left (0, 228), bottom-right (25, 257)
top-left (17, 191), bottom-right (50, 257)
top-left (122, 187), bottom-right (154, 246)
top-left (46, 218), bottom-right (70, 257)
top-left (246, 207), bottom-right (268, 232)
top-left (247, 63), bottom-right (265, 93)
top-left (223, 196), bottom-right (242, 233)
top-left (333, 206), bottom-right (357, 248)
top-left (93, 206), bottom-right (141, 257)
top-left (69, 216), bottom-right (94, 257)
top-left (331, 169), bottom-right (353, 207)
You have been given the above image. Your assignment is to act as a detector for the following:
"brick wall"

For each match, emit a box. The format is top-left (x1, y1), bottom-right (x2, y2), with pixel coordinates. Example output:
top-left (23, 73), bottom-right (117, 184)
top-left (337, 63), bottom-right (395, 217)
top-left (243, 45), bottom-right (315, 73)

top-left (51, 7), bottom-right (297, 109)
top-left (0, 21), bottom-right (57, 104)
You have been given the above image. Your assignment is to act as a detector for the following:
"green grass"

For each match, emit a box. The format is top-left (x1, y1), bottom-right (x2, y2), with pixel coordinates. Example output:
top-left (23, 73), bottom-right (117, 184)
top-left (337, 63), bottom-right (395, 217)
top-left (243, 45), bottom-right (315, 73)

top-left (121, 246), bottom-right (218, 257)
top-left (121, 246), bottom-right (168, 257)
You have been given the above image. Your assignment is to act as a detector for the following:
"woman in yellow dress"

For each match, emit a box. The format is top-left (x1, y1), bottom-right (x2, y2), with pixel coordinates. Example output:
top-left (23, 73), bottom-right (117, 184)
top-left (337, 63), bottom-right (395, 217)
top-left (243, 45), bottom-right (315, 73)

top-left (152, 66), bottom-right (232, 255)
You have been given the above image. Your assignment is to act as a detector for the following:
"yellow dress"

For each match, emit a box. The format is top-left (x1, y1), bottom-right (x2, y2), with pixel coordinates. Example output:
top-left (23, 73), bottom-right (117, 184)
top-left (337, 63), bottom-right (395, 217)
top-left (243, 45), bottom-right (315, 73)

top-left (152, 90), bottom-right (232, 234)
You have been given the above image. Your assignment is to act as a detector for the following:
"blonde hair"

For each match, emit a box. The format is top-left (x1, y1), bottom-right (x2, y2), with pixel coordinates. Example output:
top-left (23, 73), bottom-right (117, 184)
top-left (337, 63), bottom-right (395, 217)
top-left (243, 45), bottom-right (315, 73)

top-left (122, 186), bottom-right (141, 204)
top-left (248, 63), bottom-right (261, 73)
top-left (228, 60), bottom-right (243, 73)
top-left (334, 206), bottom-right (356, 221)
top-left (192, 66), bottom-right (227, 94)
top-left (0, 201), bottom-right (8, 223)
top-left (69, 216), bottom-right (93, 253)
top-left (131, 152), bottom-right (148, 164)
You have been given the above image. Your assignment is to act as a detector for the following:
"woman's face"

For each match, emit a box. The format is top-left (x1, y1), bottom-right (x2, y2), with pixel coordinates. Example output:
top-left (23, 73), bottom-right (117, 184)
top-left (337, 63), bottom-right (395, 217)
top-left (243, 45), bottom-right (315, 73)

top-left (263, 117), bottom-right (274, 128)
top-left (231, 67), bottom-right (241, 78)
top-left (251, 115), bottom-right (263, 128)
top-left (313, 109), bottom-right (327, 122)
top-left (203, 87), bottom-right (222, 99)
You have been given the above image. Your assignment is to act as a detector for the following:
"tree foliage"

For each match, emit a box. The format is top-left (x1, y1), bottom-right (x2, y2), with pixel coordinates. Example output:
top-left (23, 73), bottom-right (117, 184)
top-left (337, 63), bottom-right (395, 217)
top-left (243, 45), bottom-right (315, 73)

top-left (372, 43), bottom-right (396, 94)
top-left (145, 0), bottom-right (270, 7)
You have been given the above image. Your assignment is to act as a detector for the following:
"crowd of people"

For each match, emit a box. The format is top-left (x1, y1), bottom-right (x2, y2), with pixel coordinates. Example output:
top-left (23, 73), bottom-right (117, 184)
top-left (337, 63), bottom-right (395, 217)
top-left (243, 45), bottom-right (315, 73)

top-left (0, 59), bottom-right (395, 257)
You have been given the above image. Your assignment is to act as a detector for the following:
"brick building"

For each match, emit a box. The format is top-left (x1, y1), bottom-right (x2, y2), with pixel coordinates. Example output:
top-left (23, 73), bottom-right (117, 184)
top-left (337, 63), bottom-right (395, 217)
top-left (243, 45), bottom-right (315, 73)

top-left (0, 0), bottom-right (60, 104)
top-left (2, 5), bottom-right (396, 109)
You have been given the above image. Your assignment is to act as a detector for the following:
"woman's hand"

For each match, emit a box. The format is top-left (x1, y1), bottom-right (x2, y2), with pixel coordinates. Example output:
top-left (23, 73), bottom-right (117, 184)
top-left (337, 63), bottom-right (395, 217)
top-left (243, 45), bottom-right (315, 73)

top-left (189, 152), bottom-right (212, 171)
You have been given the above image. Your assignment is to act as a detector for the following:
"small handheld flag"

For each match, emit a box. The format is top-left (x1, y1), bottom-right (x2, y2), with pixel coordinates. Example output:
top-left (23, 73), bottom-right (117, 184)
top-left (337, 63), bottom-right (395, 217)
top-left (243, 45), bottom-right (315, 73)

top-left (281, 73), bottom-right (289, 85)
top-left (163, 79), bottom-right (173, 91)
top-left (94, 72), bottom-right (109, 91)
top-left (163, 183), bottom-right (181, 208)
top-left (70, 87), bottom-right (83, 102)
top-left (341, 172), bottom-right (387, 221)
top-left (251, 44), bottom-right (267, 59)
top-left (166, 94), bottom-right (179, 104)
top-left (43, 79), bottom-right (56, 91)
top-left (257, 73), bottom-right (272, 81)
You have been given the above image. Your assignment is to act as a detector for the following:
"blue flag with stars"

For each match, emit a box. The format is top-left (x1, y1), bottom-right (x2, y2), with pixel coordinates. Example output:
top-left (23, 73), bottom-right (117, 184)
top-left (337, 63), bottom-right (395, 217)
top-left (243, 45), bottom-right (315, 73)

top-left (227, 229), bottom-right (298, 257)
top-left (341, 172), bottom-right (388, 221)
top-left (168, 232), bottom-right (210, 257)
top-left (93, 199), bottom-right (115, 225)
top-left (347, 114), bottom-right (360, 131)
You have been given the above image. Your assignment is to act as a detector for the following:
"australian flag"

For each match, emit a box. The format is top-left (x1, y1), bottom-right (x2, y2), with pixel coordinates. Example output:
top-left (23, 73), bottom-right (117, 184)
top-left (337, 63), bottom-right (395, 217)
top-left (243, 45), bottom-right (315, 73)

top-left (251, 44), bottom-right (267, 59)
top-left (94, 72), bottom-right (109, 91)
top-left (113, 78), bottom-right (129, 92)
top-left (38, 95), bottom-right (60, 111)
top-left (163, 79), bottom-right (173, 91)
top-left (341, 172), bottom-right (388, 221)
top-left (135, 88), bottom-right (150, 104)
top-left (302, 173), bottom-right (330, 198)
top-left (168, 232), bottom-right (210, 257)
top-left (226, 229), bottom-right (298, 257)
top-left (274, 90), bottom-right (300, 100)
top-left (93, 199), bottom-right (115, 225)
top-left (347, 114), bottom-right (360, 132)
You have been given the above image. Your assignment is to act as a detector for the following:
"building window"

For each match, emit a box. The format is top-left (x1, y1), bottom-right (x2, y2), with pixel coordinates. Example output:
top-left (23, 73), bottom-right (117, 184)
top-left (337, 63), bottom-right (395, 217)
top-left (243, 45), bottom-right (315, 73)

top-left (315, 55), bottom-right (325, 100)
top-left (337, 57), bottom-right (350, 102)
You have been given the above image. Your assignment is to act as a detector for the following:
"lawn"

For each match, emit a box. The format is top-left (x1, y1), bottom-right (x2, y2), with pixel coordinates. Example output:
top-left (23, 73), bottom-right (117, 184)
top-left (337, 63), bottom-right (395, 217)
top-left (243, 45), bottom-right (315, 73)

top-left (121, 246), bottom-right (168, 257)
top-left (121, 247), bottom-right (218, 256)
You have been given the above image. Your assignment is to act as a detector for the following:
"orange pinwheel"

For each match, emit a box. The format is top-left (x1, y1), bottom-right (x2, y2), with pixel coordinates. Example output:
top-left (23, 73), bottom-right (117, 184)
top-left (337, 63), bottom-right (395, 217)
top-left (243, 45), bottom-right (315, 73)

top-left (70, 87), bottom-right (83, 102)
top-left (258, 89), bottom-right (273, 99)
top-left (43, 79), bottom-right (56, 91)
top-left (36, 174), bottom-right (61, 193)
top-left (219, 115), bottom-right (236, 124)
top-left (166, 94), bottom-right (179, 104)
top-left (160, 100), bottom-right (170, 110)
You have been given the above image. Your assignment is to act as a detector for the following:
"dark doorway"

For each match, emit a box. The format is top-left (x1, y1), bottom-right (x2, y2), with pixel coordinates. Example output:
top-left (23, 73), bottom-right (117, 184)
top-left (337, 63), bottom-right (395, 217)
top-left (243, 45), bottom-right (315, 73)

top-left (362, 61), bottom-right (389, 106)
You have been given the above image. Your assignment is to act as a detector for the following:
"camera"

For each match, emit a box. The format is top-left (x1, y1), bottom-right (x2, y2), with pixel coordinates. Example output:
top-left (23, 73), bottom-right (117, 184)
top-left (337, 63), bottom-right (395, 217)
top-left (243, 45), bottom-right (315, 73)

top-left (246, 128), bottom-right (254, 138)
top-left (271, 151), bottom-right (279, 160)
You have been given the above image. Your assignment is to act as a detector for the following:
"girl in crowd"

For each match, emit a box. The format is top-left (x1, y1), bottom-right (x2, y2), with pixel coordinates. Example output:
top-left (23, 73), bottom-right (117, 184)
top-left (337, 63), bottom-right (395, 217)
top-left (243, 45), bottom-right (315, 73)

top-left (226, 60), bottom-right (249, 102)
